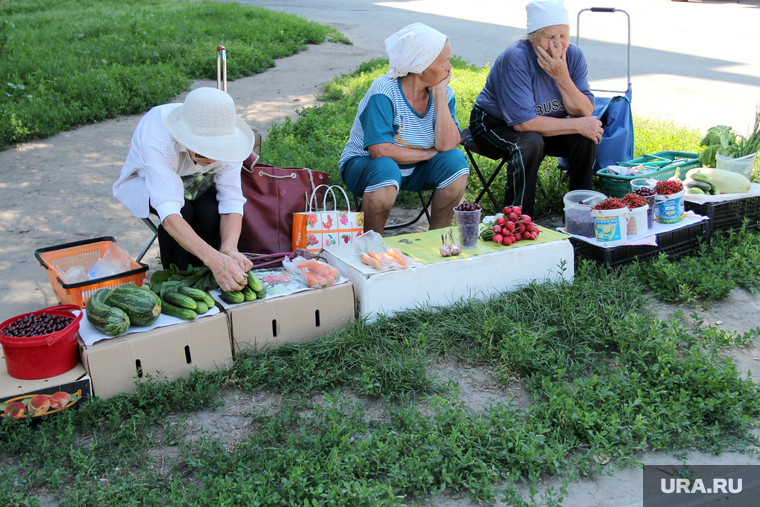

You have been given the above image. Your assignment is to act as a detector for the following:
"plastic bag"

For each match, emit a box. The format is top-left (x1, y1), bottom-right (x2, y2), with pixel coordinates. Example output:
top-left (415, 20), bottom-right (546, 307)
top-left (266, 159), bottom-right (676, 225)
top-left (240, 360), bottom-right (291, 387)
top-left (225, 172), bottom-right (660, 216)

top-left (182, 173), bottom-right (214, 201)
top-left (61, 264), bottom-right (88, 284)
top-left (352, 231), bottom-right (407, 271)
top-left (87, 243), bottom-right (133, 279)
top-left (282, 256), bottom-right (341, 288)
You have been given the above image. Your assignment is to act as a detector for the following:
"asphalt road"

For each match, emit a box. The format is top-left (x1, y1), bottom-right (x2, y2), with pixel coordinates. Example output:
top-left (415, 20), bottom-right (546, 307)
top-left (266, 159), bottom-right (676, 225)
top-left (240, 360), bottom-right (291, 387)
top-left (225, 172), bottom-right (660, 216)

top-left (235, 0), bottom-right (760, 136)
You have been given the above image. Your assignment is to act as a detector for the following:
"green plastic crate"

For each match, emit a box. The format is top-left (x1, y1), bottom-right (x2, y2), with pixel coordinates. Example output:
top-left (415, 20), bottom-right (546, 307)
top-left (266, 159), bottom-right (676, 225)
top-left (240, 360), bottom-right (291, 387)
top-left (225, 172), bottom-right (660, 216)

top-left (596, 151), bottom-right (701, 197)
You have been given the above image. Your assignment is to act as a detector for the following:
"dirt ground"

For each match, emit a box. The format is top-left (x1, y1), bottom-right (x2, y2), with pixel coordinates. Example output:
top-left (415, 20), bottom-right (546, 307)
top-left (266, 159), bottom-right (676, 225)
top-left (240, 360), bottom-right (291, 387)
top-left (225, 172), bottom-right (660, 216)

top-left (3, 40), bottom-right (760, 507)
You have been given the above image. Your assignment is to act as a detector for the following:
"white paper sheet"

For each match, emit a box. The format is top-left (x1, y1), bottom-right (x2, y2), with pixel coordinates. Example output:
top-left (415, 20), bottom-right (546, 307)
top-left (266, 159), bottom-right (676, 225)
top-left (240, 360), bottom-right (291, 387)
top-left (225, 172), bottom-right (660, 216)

top-left (558, 211), bottom-right (708, 249)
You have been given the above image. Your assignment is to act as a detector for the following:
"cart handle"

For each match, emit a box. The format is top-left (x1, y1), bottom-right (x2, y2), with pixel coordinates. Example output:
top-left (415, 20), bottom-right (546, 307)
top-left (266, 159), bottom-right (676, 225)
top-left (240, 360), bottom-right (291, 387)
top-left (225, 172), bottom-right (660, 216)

top-left (216, 45), bottom-right (227, 93)
top-left (576, 8), bottom-right (631, 98)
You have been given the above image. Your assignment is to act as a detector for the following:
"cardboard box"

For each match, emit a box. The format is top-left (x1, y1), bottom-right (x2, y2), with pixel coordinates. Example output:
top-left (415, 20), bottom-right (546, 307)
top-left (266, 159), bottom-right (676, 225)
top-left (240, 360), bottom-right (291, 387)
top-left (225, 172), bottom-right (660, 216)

top-left (1, 353), bottom-right (91, 420)
top-left (322, 239), bottom-right (574, 322)
top-left (221, 282), bottom-right (356, 355)
top-left (79, 312), bottom-right (232, 400)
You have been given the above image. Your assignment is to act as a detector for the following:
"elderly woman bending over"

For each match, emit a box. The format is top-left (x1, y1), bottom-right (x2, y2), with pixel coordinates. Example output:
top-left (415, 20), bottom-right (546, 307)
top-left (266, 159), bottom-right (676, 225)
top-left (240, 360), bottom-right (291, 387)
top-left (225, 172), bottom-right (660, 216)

top-left (468, 0), bottom-right (603, 217)
top-left (338, 23), bottom-right (469, 234)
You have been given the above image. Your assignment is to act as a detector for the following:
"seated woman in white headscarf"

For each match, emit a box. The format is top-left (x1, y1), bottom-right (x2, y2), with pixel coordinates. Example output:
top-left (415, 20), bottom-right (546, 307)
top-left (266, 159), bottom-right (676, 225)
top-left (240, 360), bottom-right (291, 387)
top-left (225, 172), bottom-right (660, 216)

top-left (468, 0), bottom-right (603, 218)
top-left (338, 22), bottom-right (469, 235)
top-left (113, 87), bottom-right (254, 292)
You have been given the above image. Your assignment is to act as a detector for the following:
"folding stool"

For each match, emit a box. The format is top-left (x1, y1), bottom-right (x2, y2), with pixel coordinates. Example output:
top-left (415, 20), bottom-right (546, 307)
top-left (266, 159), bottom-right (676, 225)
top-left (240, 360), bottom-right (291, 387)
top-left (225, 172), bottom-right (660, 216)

top-left (459, 128), bottom-right (551, 217)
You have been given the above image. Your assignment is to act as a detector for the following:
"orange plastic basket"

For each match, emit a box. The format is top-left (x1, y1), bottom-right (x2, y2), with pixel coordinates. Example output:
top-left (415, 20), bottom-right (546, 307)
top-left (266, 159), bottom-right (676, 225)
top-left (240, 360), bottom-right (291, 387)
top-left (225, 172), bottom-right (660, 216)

top-left (35, 237), bottom-right (148, 308)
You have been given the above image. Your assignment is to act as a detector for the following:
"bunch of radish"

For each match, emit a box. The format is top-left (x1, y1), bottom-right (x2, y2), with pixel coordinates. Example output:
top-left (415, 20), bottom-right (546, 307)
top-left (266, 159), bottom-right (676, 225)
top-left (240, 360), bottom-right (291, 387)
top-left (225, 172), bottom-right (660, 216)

top-left (489, 206), bottom-right (540, 246)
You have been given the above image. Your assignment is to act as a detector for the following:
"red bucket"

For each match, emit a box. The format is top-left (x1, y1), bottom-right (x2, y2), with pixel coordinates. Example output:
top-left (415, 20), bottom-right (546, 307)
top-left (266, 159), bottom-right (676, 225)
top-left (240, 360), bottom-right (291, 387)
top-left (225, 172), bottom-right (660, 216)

top-left (0, 305), bottom-right (82, 380)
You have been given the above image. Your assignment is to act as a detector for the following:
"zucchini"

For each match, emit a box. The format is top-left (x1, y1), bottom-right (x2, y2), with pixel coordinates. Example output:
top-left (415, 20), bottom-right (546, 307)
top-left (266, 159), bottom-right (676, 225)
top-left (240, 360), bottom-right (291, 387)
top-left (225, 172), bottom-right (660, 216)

top-left (108, 283), bottom-right (161, 327)
top-left (163, 291), bottom-right (197, 310)
top-left (220, 290), bottom-right (245, 304)
top-left (86, 288), bottom-right (130, 336)
top-left (161, 300), bottom-right (197, 321)
top-left (685, 168), bottom-right (751, 194)
top-left (194, 301), bottom-right (209, 314)
top-left (241, 285), bottom-right (257, 301)
top-left (247, 272), bottom-right (264, 293)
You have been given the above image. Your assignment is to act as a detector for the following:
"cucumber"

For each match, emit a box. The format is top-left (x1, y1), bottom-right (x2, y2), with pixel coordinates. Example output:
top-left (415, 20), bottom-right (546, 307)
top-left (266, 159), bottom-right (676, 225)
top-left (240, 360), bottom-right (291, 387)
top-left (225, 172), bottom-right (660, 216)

top-left (687, 187), bottom-right (705, 194)
top-left (176, 286), bottom-right (215, 308)
top-left (691, 172), bottom-right (711, 183)
top-left (108, 283), bottom-right (161, 327)
top-left (163, 291), bottom-right (197, 310)
top-left (254, 287), bottom-right (267, 300)
top-left (241, 285), bottom-right (257, 301)
top-left (247, 272), bottom-right (264, 293)
top-left (683, 178), bottom-right (712, 193)
top-left (220, 290), bottom-right (245, 304)
top-left (161, 300), bottom-right (197, 320)
top-left (86, 288), bottom-right (130, 336)
top-left (178, 286), bottom-right (209, 301)
top-left (194, 301), bottom-right (209, 314)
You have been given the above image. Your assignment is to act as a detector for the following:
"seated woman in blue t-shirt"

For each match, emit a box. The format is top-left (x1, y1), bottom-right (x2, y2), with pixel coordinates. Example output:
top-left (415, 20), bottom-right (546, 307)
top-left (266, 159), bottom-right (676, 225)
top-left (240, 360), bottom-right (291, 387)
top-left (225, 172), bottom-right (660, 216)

top-left (468, 0), bottom-right (604, 217)
top-left (338, 23), bottom-right (469, 235)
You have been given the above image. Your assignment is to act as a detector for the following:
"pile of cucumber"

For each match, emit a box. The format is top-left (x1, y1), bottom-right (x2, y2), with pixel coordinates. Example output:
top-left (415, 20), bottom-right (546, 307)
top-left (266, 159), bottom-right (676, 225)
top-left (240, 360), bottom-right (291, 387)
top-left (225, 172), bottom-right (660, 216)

top-left (160, 286), bottom-right (215, 321)
top-left (220, 272), bottom-right (267, 305)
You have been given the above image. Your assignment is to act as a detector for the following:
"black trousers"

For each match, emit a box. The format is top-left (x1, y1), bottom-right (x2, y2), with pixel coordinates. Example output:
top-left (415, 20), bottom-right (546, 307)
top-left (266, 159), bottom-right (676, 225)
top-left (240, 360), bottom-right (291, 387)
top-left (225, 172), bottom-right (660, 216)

top-left (469, 106), bottom-right (597, 217)
top-left (152, 189), bottom-right (221, 271)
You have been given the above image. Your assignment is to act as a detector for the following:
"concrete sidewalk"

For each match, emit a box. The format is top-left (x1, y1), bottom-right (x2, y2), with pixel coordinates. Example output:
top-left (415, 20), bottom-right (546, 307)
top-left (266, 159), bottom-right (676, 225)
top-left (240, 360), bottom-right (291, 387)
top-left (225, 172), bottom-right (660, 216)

top-left (238, 0), bottom-right (760, 135)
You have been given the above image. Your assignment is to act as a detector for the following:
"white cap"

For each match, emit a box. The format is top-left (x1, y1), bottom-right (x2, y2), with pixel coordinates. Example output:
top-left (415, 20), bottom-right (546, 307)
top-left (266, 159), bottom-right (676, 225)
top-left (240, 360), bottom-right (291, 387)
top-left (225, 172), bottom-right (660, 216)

top-left (526, 0), bottom-right (569, 34)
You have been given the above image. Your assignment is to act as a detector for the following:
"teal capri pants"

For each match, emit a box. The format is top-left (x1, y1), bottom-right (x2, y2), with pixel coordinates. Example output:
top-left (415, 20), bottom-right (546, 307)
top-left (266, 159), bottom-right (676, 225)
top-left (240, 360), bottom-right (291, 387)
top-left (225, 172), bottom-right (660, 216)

top-left (340, 149), bottom-right (469, 197)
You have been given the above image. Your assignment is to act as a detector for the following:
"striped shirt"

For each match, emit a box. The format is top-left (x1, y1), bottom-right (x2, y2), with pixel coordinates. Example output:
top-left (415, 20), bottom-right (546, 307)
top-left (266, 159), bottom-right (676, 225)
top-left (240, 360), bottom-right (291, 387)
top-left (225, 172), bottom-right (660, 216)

top-left (338, 76), bottom-right (458, 176)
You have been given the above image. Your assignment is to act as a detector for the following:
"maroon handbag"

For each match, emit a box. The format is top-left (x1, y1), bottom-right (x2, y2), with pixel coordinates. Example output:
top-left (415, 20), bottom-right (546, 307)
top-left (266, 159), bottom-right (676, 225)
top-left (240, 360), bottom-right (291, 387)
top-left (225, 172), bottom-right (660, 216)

top-left (238, 163), bottom-right (329, 254)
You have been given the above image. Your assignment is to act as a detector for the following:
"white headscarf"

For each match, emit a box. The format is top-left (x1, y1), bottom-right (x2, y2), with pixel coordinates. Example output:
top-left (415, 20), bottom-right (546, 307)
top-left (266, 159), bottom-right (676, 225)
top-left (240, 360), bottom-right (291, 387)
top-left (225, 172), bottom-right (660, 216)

top-left (526, 0), bottom-right (569, 34)
top-left (385, 23), bottom-right (447, 79)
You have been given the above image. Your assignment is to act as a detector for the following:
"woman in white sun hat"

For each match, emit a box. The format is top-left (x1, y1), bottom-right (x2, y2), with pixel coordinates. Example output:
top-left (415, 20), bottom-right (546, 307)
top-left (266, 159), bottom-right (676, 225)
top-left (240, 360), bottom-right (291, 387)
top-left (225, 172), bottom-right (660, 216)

top-left (113, 87), bottom-right (255, 292)
top-left (468, 0), bottom-right (603, 218)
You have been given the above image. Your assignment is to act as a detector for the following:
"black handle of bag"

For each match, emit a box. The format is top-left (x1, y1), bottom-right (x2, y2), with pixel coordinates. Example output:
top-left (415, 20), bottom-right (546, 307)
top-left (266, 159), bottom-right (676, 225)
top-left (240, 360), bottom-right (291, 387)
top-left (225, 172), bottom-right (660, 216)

top-left (576, 8), bottom-right (632, 98)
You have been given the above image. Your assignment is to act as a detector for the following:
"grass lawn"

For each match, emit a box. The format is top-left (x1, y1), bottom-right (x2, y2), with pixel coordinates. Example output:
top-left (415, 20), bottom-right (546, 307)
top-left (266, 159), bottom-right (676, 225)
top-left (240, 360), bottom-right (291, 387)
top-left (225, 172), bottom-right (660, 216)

top-left (0, 0), bottom-right (348, 150)
top-left (2, 3), bottom-right (760, 505)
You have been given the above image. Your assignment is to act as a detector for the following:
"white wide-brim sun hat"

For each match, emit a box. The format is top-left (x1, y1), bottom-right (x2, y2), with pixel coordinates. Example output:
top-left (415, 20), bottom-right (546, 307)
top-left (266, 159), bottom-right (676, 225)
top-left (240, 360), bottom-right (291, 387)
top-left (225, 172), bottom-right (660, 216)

top-left (164, 87), bottom-right (255, 163)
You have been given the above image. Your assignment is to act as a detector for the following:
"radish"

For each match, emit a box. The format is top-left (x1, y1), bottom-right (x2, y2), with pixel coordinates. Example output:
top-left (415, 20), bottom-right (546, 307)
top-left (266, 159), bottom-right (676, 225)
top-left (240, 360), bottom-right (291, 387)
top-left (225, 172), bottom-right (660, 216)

top-left (507, 212), bottom-right (518, 222)
top-left (522, 231), bottom-right (532, 240)
top-left (504, 221), bottom-right (515, 232)
top-left (512, 206), bottom-right (522, 215)
top-left (493, 234), bottom-right (503, 244)
top-left (502, 235), bottom-right (513, 246)
top-left (492, 225), bottom-right (502, 234)
top-left (516, 223), bottom-right (526, 234)
top-left (520, 214), bottom-right (532, 223)
top-left (525, 223), bottom-right (534, 232)
top-left (496, 216), bottom-right (507, 227)
top-left (502, 206), bottom-right (513, 215)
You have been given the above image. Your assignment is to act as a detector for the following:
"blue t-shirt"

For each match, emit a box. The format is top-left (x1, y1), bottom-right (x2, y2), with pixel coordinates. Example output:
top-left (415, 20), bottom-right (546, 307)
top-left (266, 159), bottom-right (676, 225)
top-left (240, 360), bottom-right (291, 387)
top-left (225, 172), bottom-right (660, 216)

top-left (338, 75), bottom-right (459, 175)
top-left (475, 40), bottom-right (594, 126)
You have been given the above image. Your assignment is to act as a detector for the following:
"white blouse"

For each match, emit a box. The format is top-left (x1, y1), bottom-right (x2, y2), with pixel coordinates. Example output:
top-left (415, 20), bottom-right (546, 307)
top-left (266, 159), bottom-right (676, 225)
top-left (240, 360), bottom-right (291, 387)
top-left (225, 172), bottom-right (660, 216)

top-left (112, 103), bottom-right (246, 223)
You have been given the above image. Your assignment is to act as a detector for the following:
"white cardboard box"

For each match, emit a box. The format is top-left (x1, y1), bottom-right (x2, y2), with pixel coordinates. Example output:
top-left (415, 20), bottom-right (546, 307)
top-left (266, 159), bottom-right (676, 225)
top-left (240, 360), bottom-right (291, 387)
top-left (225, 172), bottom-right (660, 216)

top-left (220, 282), bottom-right (356, 355)
top-left (322, 239), bottom-right (574, 322)
top-left (79, 312), bottom-right (232, 400)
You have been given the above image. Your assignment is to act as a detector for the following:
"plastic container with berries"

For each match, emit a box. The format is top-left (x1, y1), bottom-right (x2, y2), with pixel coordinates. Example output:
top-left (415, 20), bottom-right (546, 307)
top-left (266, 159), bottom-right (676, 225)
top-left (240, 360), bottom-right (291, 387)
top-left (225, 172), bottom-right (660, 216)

top-left (630, 179), bottom-right (657, 229)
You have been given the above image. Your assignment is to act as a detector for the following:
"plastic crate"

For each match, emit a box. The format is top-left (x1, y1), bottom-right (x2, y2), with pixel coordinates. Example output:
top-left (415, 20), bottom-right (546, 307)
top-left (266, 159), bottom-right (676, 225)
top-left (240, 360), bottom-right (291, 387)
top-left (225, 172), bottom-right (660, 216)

top-left (35, 237), bottom-right (148, 308)
top-left (596, 151), bottom-right (701, 198)
top-left (570, 221), bottom-right (709, 266)
top-left (685, 195), bottom-right (760, 238)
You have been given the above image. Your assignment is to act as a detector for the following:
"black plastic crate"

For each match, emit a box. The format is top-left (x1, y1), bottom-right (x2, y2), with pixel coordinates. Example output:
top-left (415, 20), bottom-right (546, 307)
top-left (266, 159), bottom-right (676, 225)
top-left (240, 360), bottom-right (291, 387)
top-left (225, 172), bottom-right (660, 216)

top-left (684, 196), bottom-right (760, 238)
top-left (570, 221), bottom-right (709, 266)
